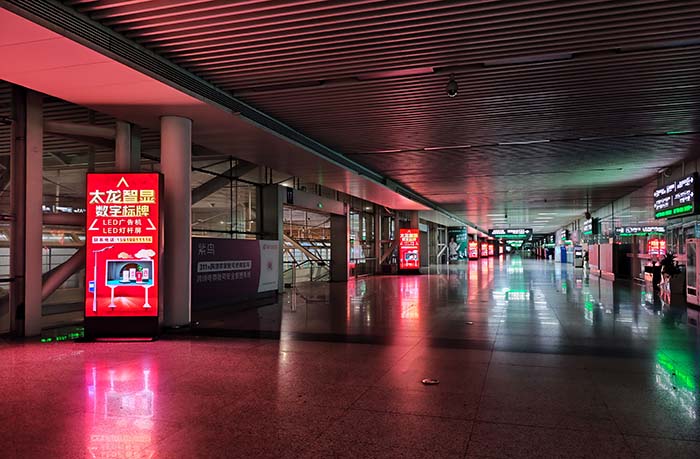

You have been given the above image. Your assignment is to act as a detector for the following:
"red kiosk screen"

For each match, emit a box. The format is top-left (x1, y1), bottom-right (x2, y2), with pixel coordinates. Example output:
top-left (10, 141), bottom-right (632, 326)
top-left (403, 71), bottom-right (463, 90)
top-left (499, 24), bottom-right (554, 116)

top-left (85, 173), bottom-right (161, 317)
top-left (399, 229), bottom-right (420, 270)
top-left (648, 239), bottom-right (666, 257)
top-left (468, 241), bottom-right (479, 259)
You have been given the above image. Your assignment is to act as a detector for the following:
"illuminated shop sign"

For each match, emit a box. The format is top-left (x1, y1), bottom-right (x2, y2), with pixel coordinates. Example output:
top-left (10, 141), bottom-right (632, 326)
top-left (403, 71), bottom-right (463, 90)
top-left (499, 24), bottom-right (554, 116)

top-left (468, 240), bottom-right (479, 259)
top-left (480, 242), bottom-right (489, 257)
top-left (654, 173), bottom-right (698, 219)
top-left (488, 228), bottom-right (533, 239)
top-left (85, 173), bottom-right (161, 319)
top-left (615, 226), bottom-right (666, 237)
top-left (647, 238), bottom-right (667, 256)
top-left (582, 218), bottom-right (599, 235)
top-left (399, 229), bottom-right (420, 270)
top-left (488, 243), bottom-right (494, 256)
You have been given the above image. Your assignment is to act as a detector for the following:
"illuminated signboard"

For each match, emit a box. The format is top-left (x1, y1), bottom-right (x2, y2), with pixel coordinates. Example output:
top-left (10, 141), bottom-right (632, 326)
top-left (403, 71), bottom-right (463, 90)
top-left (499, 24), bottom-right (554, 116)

top-left (399, 228), bottom-right (420, 270)
top-left (654, 173), bottom-right (698, 219)
top-left (615, 226), bottom-right (665, 237)
top-left (582, 218), bottom-right (599, 236)
top-left (85, 173), bottom-right (161, 324)
top-left (468, 240), bottom-right (479, 259)
top-left (648, 238), bottom-right (667, 257)
top-left (480, 242), bottom-right (489, 257)
top-left (488, 228), bottom-right (533, 239)
top-left (488, 243), bottom-right (494, 256)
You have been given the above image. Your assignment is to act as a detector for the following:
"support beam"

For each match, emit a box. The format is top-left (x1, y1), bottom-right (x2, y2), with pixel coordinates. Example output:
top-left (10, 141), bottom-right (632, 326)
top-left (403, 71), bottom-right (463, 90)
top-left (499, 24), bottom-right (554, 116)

top-left (43, 212), bottom-right (84, 226)
top-left (41, 247), bottom-right (85, 301)
top-left (24, 91), bottom-right (43, 336)
top-left (191, 161), bottom-right (257, 205)
top-left (283, 234), bottom-right (322, 263)
top-left (9, 85), bottom-right (26, 336)
top-left (115, 121), bottom-right (141, 172)
top-left (44, 120), bottom-right (115, 140)
top-left (161, 116), bottom-right (192, 328)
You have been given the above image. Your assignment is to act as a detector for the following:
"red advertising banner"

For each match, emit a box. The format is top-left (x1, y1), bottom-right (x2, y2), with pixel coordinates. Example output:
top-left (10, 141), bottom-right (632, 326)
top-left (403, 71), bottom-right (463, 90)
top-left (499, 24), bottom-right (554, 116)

top-left (480, 242), bottom-right (489, 257)
top-left (85, 173), bottom-right (161, 318)
top-left (399, 228), bottom-right (420, 270)
top-left (488, 243), bottom-right (494, 256)
top-left (468, 241), bottom-right (479, 259)
top-left (648, 238), bottom-right (667, 257)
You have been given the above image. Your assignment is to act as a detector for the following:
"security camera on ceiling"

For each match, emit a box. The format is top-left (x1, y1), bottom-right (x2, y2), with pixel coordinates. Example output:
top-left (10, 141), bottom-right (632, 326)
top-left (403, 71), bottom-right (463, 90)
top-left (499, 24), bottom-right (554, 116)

top-left (584, 211), bottom-right (591, 220)
top-left (446, 74), bottom-right (458, 98)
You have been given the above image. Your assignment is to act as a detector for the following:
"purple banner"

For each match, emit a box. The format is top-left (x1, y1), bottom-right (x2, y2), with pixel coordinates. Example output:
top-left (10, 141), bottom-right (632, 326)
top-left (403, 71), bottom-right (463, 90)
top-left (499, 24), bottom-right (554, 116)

top-left (192, 238), bottom-right (279, 308)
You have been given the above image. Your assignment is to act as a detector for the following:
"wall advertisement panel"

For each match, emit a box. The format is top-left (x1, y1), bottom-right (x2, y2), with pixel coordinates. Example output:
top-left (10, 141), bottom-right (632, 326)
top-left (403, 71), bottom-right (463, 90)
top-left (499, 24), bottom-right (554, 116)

top-left (192, 238), bottom-right (279, 308)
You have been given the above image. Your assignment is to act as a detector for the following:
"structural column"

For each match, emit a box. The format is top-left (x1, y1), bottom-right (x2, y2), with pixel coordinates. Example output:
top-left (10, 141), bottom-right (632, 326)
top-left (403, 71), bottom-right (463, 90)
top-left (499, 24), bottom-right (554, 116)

top-left (160, 116), bottom-right (192, 327)
top-left (24, 91), bottom-right (43, 336)
top-left (330, 205), bottom-right (349, 282)
top-left (9, 86), bottom-right (26, 335)
top-left (115, 120), bottom-right (141, 172)
top-left (374, 205), bottom-right (382, 274)
top-left (259, 184), bottom-right (284, 293)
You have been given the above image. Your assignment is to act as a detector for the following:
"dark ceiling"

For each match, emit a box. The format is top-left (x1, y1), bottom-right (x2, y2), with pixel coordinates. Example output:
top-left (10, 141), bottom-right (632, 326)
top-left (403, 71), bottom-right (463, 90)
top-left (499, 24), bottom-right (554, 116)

top-left (59, 0), bottom-right (700, 231)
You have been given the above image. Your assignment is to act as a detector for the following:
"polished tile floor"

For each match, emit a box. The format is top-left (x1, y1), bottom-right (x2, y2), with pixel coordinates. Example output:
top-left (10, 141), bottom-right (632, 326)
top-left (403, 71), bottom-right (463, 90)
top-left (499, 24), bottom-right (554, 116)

top-left (2, 256), bottom-right (700, 458)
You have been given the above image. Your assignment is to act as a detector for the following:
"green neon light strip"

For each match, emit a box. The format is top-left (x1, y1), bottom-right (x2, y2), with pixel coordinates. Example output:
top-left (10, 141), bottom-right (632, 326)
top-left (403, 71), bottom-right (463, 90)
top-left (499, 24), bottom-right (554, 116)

top-left (655, 204), bottom-right (694, 219)
top-left (493, 234), bottom-right (529, 239)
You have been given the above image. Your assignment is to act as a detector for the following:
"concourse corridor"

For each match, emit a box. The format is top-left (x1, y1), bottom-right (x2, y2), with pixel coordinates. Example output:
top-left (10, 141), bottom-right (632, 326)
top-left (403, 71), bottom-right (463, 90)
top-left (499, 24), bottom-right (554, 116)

top-left (1, 257), bottom-right (699, 458)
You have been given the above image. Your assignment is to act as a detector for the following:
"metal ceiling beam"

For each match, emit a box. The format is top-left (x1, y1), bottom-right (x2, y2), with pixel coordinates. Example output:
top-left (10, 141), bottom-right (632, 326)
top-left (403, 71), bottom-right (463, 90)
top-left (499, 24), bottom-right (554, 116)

top-left (191, 160), bottom-right (258, 204)
top-left (44, 120), bottom-right (116, 139)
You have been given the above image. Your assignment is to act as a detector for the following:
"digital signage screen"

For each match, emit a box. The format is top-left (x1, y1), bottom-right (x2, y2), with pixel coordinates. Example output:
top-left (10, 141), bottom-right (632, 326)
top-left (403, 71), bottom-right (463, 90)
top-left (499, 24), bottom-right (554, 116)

top-left (399, 229), bottom-right (420, 270)
top-left (488, 228), bottom-right (533, 239)
top-left (582, 218), bottom-right (599, 235)
top-left (654, 173), bottom-right (698, 219)
top-left (85, 173), bottom-right (161, 319)
top-left (648, 239), bottom-right (667, 257)
top-left (468, 241), bottom-right (479, 259)
top-left (447, 227), bottom-right (469, 261)
top-left (615, 226), bottom-right (665, 237)
top-left (480, 242), bottom-right (489, 257)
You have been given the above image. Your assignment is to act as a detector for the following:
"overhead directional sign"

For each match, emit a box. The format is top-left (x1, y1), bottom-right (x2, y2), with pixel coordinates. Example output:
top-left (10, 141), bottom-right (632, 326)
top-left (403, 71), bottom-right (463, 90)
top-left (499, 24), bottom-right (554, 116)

top-left (654, 173), bottom-right (698, 219)
top-left (615, 226), bottom-right (665, 237)
top-left (488, 228), bottom-right (533, 239)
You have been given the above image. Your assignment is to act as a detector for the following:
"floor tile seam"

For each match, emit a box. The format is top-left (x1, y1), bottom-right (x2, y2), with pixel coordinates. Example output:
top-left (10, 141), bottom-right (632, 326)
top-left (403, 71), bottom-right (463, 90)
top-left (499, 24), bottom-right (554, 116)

top-left (584, 383), bottom-right (637, 457)
top-left (465, 344), bottom-right (495, 459)
top-left (345, 406), bottom-right (477, 422)
top-left (467, 416), bottom-right (637, 436)
top-left (622, 432), bottom-right (700, 444)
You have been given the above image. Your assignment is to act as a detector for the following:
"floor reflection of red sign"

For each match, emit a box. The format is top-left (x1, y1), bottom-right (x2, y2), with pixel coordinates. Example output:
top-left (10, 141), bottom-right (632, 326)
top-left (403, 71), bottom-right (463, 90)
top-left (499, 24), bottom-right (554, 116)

top-left (86, 362), bottom-right (157, 459)
top-left (400, 275), bottom-right (420, 319)
top-left (399, 229), bottom-right (420, 270)
top-left (86, 173), bottom-right (161, 317)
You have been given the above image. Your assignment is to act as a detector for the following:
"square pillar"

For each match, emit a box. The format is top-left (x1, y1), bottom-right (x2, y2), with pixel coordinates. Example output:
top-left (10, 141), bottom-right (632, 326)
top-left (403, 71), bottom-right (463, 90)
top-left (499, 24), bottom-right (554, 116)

top-left (260, 184), bottom-right (284, 293)
top-left (9, 86), bottom-right (26, 335)
top-left (330, 207), bottom-right (349, 282)
top-left (24, 91), bottom-right (43, 336)
top-left (115, 121), bottom-right (141, 172)
top-left (160, 116), bottom-right (192, 327)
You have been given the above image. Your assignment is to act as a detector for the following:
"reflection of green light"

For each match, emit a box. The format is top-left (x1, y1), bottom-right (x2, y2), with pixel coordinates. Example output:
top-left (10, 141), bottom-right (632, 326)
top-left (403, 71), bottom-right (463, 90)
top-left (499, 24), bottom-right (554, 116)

top-left (41, 327), bottom-right (85, 343)
top-left (657, 352), bottom-right (697, 392)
